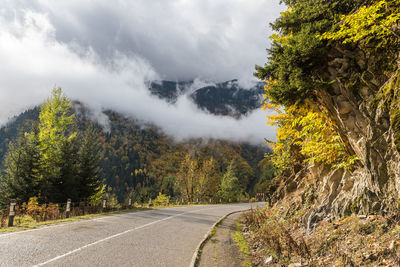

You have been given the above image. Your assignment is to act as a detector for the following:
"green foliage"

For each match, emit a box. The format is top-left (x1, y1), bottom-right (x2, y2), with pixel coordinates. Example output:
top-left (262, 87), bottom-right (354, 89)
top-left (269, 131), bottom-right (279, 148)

top-left (0, 102), bottom-right (269, 204)
top-left (321, 0), bottom-right (400, 45)
top-left (153, 192), bottom-right (169, 206)
top-left (0, 128), bottom-right (40, 207)
top-left (218, 161), bottom-right (242, 202)
top-left (38, 88), bottom-right (77, 181)
top-left (233, 220), bottom-right (250, 257)
top-left (254, 0), bottom-right (359, 105)
top-left (76, 126), bottom-right (103, 200)
top-left (0, 88), bottom-right (103, 205)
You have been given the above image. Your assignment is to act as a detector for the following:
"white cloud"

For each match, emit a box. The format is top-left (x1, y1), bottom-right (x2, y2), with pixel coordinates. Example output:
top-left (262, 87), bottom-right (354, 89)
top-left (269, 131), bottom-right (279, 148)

top-left (0, 2), bottom-right (282, 144)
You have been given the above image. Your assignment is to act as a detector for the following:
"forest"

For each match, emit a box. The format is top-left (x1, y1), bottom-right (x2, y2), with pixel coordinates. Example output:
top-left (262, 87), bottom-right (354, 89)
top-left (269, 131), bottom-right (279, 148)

top-left (0, 88), bottom-right (274, 208)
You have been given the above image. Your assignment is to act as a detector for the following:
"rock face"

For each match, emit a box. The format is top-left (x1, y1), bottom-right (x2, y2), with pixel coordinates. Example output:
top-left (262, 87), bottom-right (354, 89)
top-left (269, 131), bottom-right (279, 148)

top-left (275, 49), bottom-right (400, 229)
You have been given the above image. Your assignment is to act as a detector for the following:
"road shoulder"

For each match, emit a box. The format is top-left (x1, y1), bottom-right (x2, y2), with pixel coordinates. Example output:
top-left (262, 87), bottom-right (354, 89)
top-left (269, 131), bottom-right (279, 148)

top-left (198, 212), bottom-right (246, 267)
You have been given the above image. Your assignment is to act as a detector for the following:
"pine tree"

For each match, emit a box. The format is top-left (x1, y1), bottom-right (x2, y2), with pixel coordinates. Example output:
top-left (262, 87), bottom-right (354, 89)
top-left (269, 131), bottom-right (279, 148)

top-left (0, 127), bottom-right (40, 207)
top-left (218, 161), bottom-right (242, 202)
top-left (77, 126), bottom-right (103, 201)
top-left (38, 88), bottom-right (77, 202)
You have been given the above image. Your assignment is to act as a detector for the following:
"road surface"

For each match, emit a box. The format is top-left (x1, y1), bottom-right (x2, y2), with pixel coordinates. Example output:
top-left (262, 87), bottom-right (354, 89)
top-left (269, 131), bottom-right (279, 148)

top-left (0, 203), bottom-right (264, 267)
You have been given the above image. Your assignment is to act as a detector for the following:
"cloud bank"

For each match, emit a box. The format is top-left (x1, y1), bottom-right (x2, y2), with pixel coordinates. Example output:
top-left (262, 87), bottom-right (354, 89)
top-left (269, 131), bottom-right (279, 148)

top-left (0, 1), bottom-right (284, 144)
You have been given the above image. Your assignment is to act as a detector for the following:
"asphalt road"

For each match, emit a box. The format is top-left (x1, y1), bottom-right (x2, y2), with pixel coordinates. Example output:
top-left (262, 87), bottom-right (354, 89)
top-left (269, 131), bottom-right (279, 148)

top-left (0, 203), bottom-right (264, 267)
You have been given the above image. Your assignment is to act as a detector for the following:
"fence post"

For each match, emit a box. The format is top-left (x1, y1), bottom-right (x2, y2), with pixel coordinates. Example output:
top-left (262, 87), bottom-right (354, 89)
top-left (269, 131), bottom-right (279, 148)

top-left (8, 199), bottom-right (16, 227)
top-left (66, 199), bottom-right (71, 218)
top-left (102, 198), bottom-right (107, 212)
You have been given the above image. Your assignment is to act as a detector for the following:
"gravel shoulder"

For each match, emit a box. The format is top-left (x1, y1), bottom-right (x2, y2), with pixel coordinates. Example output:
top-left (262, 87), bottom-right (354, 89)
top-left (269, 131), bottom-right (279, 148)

top-left (198, 212), bottom-right (246, 267)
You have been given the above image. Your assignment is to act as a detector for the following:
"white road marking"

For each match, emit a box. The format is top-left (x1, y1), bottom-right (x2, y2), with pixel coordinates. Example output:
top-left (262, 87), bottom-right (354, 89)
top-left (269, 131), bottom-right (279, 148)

top-left (32, 207), bottom-right (217, 267)
top-left (0, 210), bottom-right (152, 238)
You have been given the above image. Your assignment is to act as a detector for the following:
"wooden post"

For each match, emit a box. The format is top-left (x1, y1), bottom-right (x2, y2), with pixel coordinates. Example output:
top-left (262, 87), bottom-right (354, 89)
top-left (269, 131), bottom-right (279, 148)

top-left (66, 199), bottom-right (71, 218)
top-left (8, 199), bottom-right (16, 227)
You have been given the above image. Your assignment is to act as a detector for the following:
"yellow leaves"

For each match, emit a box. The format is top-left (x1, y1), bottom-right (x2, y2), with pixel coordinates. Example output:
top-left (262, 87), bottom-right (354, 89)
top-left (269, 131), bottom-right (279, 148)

top-left (270, 33), bottom-right (293, 47)
top-left (320, 0), bottom-right (400, 44)
top-left (263, 99), bottom-right (356, 170)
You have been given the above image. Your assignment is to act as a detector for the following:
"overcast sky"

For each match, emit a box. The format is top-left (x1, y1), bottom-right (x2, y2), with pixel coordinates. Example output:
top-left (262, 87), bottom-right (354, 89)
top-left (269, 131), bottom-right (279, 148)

top-left (0, 0), bottom-right (284, 144)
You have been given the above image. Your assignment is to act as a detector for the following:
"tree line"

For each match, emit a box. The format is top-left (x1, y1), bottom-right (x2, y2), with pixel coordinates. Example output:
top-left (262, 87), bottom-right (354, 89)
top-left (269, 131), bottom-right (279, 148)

top-left (0, 89), bottom-right (275, 208)
top-left (0, 88), bottom-right (103, 207)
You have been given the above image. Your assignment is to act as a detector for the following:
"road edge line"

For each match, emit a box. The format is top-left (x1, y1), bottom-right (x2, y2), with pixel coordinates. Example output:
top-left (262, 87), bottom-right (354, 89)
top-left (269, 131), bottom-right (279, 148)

top-left (189, 208), bottom-right (251, 267)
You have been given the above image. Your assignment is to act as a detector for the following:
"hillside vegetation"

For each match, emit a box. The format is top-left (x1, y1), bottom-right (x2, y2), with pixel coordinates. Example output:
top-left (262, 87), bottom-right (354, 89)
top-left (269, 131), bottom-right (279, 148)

top-left (242, 0), bottom-right (400, 265)
top-left (0, 84), bottom-right (272, 207)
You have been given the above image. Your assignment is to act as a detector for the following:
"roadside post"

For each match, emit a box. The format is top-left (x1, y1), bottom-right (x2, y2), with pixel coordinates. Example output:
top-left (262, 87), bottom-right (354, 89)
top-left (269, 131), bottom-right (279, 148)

top-left (167, 197), bottom-right (169, 206)
top-left (181, 198), bottom-right (184, 205)
top-left (209, 198), bottom-right (212, 204)
top-left (8, 199), bottom-right (16, 227)
top-left (149, 198), bottom-right (152, 207)
top-left (196, 198), bottom-right (199, 204)
top-left (66, 198), bottom-right (71, 218)
top-left (102, 198), bottom-right (107, 212)
top-left (219, 198), bottom-right (221, 203)
top-left (128, 198), bottom-right (132, 208)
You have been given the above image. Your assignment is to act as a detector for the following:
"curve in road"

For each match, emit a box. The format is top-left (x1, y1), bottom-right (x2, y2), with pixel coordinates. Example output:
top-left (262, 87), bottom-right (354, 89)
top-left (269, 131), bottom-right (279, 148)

top-left (0, 203), bottom-right (264, 267)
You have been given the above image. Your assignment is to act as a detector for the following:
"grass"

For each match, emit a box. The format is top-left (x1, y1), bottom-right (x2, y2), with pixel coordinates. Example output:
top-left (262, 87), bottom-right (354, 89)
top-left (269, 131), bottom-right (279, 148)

top-left (233, 218), bottom-right (253, 267)
top-left (242, 206), bottom-right (400, 266)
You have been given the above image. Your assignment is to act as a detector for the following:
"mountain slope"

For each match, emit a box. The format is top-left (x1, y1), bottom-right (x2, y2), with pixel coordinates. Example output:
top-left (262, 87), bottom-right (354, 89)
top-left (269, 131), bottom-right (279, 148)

top-left (149, 79), bottom-right (263, 117)
top-left (0, 81), bottom-right (271, 202)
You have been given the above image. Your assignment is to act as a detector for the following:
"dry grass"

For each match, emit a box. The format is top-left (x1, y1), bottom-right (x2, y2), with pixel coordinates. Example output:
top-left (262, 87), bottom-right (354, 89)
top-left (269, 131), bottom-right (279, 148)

top-left (242, 206), bottom-right (400, 266)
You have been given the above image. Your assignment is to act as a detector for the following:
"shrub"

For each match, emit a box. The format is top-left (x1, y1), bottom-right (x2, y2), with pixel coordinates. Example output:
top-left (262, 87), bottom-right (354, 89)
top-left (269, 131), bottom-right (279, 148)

top-left (153, 193), bottom-right (169, 206)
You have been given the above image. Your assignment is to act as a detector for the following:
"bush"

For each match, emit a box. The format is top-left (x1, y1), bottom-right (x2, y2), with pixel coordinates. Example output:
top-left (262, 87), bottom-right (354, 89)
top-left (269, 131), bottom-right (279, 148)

top-left (153, 192), bottom-right (169, 206)
top-left (249, 197), bottom-right (257, 203)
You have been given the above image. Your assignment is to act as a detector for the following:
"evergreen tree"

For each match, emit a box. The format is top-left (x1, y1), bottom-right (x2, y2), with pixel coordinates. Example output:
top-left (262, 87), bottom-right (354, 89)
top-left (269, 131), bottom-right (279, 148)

top-left (77, 126), bottom-right (103, 201)
top-left (0, 127), bottom-right (40, 207)
top-left (38, 88), bottom-right (77, 202)
top-left (218, 161), bottom-right (242, 202)
top-left (0, 88), bottom-right (104, 204)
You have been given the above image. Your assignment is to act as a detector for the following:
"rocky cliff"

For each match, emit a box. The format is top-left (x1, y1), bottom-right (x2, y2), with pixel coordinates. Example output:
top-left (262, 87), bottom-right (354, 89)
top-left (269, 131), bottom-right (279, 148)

top-left (256, 0), bottom-right (400, 228)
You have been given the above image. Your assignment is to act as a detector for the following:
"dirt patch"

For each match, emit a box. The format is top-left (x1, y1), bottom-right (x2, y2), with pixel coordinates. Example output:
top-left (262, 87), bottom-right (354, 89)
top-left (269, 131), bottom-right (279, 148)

top-left (198, 212), bottom-right (245, 267)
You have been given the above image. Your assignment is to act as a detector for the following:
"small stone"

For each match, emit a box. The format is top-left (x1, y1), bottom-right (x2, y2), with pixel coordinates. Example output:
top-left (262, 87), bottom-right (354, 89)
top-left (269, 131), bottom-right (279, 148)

top-left (389, 240), bottom-right (395, 250)
top-left (358, 215), bottom-right (367, 219)
top-left (265, 256), bottom-right (273, 264)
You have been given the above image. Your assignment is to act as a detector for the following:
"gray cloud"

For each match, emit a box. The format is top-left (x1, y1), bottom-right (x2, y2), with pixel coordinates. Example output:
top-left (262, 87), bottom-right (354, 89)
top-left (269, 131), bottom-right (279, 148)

top-left (2, 0), bottom-right (284, 83)
top-left (0, 1), bottom-right (283, 144)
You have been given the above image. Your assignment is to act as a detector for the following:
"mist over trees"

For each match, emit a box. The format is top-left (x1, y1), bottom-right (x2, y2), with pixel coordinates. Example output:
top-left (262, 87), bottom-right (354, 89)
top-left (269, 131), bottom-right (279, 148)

top-left (0, 88), bottom-right (275, 207)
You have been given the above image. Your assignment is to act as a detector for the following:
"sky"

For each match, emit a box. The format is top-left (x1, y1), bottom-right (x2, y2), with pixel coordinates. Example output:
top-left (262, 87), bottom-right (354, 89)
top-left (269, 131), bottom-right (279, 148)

top-left (0, 0), bottom-right (285, 144)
